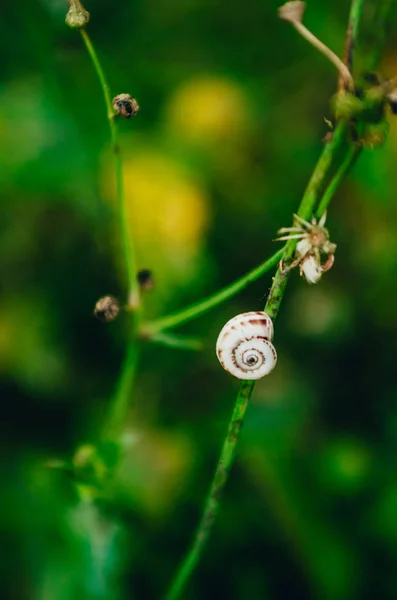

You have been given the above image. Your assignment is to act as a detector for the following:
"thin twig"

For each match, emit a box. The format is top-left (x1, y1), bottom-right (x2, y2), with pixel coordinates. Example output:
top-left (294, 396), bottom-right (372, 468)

top-left (293, 21), bottom-right (354, 90)
top-left (145, 248), bottom-right (284, 335)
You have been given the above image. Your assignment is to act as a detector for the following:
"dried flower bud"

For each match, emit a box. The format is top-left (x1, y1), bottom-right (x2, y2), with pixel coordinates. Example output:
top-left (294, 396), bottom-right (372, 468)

top-left (94, 295), bottom-right (120, 322)
top-left (112, 94), bottom-right (139, 119)
top-left (137, 269), bottom-right (154, 291)
top-left (278, 1), bottom-right (306, 23)
top-left (65, 0), bottom-right (90, 29)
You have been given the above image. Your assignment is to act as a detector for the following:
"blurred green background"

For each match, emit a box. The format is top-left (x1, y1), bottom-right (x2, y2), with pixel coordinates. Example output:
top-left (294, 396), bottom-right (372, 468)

top-left (3, 1), bottom-right (397, 599)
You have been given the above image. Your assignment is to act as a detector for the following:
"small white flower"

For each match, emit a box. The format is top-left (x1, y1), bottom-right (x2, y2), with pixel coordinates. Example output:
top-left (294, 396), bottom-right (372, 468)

top-left (276, 212), bottom-right (336, 285)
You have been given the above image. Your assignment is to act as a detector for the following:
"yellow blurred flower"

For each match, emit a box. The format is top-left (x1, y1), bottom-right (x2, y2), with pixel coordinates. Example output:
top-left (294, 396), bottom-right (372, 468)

top-left (103, 149), bottom-right (210, 300)
top-left (124, 151), bottom-right (208, 248)
top-left (164, 75), bottom-right (251, 145)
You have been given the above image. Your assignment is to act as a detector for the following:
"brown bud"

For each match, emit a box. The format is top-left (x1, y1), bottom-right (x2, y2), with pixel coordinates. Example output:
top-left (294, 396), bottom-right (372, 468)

top-left (278, 1), bottom-right (306, 23)
top-left (94, 296), bottom-right (120, 322)
top-left (137, 269), bottom-right (154, 291)
top-left (112, 94), bottom-right (139, 119)
top-left (65, 0), bottom-right (90, 29)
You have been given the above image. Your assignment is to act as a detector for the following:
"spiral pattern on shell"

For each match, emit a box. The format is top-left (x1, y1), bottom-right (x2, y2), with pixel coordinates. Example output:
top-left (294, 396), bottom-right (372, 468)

top-left (216, 311), bottom-right (277, 380)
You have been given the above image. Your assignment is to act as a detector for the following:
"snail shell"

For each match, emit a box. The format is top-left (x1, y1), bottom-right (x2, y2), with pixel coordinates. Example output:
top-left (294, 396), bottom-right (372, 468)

top-left (216, 311), bottom-right (277, 380)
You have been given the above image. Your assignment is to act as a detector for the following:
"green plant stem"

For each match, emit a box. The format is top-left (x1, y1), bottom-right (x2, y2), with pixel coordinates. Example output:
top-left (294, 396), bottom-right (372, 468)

top-left (166, 122), bottom-right (353, 600)
top-left (341, 0), bottom-right (365, 82)
top-left (103, 327), bottom-right (141, 440)
top-left (80, 29), bottom-right (139, 307)
top-left (316, 144), bottom-right (361, 218)
top-left (145, 248), bottom-right (284, 335)
top-left (165, 381), bottom-right (254, 600)
top-left (79, 29), bottom-right (141, 439)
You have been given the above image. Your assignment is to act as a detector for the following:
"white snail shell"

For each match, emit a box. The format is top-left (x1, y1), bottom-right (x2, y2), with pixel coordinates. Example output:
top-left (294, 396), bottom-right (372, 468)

top-left (216, 311), bottom-right (277, 380)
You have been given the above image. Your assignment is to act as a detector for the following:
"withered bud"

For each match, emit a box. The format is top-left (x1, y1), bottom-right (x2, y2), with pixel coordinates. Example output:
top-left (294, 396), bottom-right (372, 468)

top-left (112, 94), bottom-right (139, 119)
top-left (137, 269), bottom-right (154, 291)
top-left (65, 0), bottom-right (90, 29)
top-left (94, 295), bottom-right (120, 322)
top-left (278, 1), bottom-right (306, 23)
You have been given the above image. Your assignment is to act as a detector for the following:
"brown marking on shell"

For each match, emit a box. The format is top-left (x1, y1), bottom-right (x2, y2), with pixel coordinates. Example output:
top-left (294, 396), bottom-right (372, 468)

top-left (247, 318), bottom-right (269, 327)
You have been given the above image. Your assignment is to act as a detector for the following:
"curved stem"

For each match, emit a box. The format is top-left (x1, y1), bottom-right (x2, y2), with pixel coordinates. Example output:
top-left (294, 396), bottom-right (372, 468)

top-left (79, 29), bottom-right (141, 438)
top-left (294, 22), bottom-right (354, 90)
top-left (80, 29), bottom-right (139, 307)
top-left (145, 248), bottom-right (284, 335)
top-left (165, 121), bottom-right (352, 600)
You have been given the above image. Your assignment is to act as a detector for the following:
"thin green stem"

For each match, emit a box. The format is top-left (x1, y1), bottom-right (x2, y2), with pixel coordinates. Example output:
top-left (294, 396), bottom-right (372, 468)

top-left (104, 334), bottom-right (140, 440)
top-left (316, 144), bottom-right (361, 218)
top-left (80, 29), bottom-right (139, 307)
top-left (339, 0), bottom-right (365, 89)
top-left (145, 248), bottom-right (284, 335)
top-left (165, 381), bottom-right (254, 600)
top-left (148, 332), bottom-right (203, 351)
top-left (165, 122), bottom-right (353, 600)
top-left (79, 29), bottom-right (141, 439)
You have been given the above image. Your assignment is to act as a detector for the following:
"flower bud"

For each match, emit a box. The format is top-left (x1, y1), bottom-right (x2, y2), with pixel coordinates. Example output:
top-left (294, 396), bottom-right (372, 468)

top-left (94, 296), bottom-right (120, 322)
top-left (112, 94), bottom-right (139, 119)
top-left (65, 0), bottom-right (90, 29)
